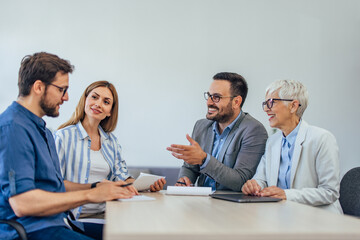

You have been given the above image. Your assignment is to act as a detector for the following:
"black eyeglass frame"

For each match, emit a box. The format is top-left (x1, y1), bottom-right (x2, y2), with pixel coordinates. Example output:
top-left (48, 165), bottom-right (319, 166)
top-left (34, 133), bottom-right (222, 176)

top-left (204, 92), bottom-right (237, 103)
top-left (48, 83), bottom-right (69, 97)
top-left (262, 98), bottom-right (301, 110)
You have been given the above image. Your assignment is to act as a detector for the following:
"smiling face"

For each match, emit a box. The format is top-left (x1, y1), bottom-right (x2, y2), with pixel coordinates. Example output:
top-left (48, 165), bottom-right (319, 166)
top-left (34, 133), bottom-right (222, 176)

top-left (84, 86), bottom-right (114, 123)
top-left (40, 71), bottom-right (69, 117)
top-left (264, 91), bottom-right (295, 133)
top-left (206, 80), bottom-right (239, 125)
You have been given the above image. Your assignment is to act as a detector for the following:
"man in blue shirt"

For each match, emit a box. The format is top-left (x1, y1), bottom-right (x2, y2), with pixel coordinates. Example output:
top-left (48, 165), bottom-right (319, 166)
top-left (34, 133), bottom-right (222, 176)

top-left (167, 72), bottom-right (268, 191)
top-left (0, 52), bottom-right (135, 240)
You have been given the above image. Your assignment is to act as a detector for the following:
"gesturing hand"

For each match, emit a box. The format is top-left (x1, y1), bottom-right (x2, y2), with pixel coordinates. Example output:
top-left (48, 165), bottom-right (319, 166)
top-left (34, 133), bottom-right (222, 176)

top-left (166, 134), bottom-right (207, 165)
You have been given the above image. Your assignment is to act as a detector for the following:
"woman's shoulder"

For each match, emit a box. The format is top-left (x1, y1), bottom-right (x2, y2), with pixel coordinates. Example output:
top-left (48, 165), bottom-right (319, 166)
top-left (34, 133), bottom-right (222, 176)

top-left (295, 121), bottom-right (337, 151)
top-left (106, 131), bottom-right (119, 142)
top-left (99, 128), bottom-right (118, 143)
top-left (55, 124), bottom-right (78, 137)
top-left (301, 121), bottom-right (335, 139)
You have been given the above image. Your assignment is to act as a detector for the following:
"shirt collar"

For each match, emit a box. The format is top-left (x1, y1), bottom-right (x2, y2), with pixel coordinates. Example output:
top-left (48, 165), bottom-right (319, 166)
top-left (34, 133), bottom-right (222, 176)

top-left (212, 110), bottom-right (242, 136)
top-left (12, 101), bottom-right (47, 130)
top-left (76, 121), bottom-right (109, 140)
top-left (282, 119), bottom-right (302, 146)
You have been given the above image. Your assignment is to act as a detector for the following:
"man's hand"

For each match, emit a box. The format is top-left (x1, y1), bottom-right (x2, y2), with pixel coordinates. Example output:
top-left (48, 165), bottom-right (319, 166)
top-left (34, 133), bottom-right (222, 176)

top-left (9, 181), bottom-right (135, 217)
top-left (167, 134), bottom-right (207, 165)
top-left (241, 179), bottom-right (262, 195)
top-left (259, 186), bottom-right (286, 200)
top-left (149, 178), bottom-right (166, 192)
top-left (175, 176), bottom-right (193, 187)
top-left (87, 181), bottom-right (135, 202)
top-left (96, 179), bottom-right (138, 195)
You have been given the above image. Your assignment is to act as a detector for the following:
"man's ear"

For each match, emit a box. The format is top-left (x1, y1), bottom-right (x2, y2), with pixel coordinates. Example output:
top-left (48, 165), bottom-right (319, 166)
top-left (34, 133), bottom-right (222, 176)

top-left (32, 80), bottom-right (45, 95)
top-left (233, 96), bottom-right (242, 109)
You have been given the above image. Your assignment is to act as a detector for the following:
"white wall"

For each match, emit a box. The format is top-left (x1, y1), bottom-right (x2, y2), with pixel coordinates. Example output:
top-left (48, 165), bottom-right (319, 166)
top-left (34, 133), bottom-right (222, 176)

top-left (0, 0), bottom-right (359, 175)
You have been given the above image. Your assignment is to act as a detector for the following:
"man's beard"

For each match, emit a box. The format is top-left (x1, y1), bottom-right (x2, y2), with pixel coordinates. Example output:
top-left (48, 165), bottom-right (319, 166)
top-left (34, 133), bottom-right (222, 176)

top-left (206, 101), bottom-right (234, 123)
top-left (40, 93), bottom-right (60, 117)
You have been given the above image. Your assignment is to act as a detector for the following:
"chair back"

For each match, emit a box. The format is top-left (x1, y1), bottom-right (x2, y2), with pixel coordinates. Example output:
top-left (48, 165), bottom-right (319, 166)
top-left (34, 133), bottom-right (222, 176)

top-left (0, 219), bottom-right (28, 240)
top-left (340, 167), bottom-right (360, 217)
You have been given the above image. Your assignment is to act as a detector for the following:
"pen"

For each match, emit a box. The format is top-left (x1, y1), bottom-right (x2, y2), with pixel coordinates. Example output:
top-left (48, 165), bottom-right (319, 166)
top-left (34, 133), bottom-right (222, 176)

top-left (120, 183), bottom-right (133, 187)
top-left (176, 181), bottom-right (194, 186)
top-left (176, 181), bottom-right (186, 185)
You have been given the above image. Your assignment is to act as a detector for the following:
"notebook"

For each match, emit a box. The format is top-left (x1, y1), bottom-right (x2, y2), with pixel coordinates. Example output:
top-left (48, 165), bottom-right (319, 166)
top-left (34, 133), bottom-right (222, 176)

top-left (166, 186), bottom-right (213, 196)
top-left (210, 193), bottom-right (282, 203)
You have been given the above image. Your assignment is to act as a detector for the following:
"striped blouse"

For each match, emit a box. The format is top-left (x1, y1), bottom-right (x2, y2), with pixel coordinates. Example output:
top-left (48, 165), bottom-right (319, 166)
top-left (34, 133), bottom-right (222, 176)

top-left (54, 122), bottom-right (130, 218)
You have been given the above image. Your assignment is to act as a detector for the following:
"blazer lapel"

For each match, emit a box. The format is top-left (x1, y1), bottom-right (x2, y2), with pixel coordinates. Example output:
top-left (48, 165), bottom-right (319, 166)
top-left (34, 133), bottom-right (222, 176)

top-left (203, 124), bottom-right (215, 154)
top-left (270, 133), bottom-right (282, 186)
top-left (289, 121), bottom-right (307, 187)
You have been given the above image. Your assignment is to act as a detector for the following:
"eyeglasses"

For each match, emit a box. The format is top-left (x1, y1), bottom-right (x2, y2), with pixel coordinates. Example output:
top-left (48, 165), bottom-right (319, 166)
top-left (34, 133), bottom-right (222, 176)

top-left (49, 83), bottom-right (68, 97)
top-left (204, 92), bottom-right (237, 103)
top-left (262, 98), bottom-right (301, 110)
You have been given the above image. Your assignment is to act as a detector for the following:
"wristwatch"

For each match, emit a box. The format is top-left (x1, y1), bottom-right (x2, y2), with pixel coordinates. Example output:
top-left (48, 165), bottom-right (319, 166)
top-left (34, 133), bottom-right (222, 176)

top-left (91, 181), bottom-right (100, 189)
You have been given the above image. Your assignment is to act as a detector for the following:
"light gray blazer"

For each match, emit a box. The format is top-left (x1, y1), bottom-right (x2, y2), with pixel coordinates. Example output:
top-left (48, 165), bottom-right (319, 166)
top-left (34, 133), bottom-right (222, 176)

top-left (253, 120), bottom-right (343, 213)
top-left (179, 112), bottom-right (268, 191)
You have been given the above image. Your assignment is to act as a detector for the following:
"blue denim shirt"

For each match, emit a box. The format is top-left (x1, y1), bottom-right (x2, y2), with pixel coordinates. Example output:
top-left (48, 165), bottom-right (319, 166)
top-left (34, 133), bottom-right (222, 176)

top-left (0, 102), bottom-right (69, 239)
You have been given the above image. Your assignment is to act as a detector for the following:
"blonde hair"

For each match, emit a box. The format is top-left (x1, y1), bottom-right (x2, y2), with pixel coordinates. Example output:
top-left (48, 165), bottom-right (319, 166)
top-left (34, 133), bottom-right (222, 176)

top-left (58, 81), bottom-right (119, 132)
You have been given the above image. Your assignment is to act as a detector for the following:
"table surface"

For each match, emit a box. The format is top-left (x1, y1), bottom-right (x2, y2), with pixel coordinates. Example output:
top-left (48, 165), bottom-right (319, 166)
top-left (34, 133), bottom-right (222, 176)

top-left (104, 191), bottom-right (360, 240)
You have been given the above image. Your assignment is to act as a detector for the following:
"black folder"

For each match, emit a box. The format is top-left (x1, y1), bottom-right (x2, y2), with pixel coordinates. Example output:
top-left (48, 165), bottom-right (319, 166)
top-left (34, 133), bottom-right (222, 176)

top-left (210, 193), bottom-right (282, 203)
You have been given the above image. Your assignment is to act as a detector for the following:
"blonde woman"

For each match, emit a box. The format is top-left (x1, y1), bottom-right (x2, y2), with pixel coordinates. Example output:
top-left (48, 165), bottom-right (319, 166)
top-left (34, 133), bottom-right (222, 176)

top-left (55, 81), bottom-right (165, 219)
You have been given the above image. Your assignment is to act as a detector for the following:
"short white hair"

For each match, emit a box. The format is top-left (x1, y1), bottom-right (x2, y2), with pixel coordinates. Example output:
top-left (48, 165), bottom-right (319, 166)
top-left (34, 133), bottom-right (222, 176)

top-left (265, 80), bottom-right (308, 118)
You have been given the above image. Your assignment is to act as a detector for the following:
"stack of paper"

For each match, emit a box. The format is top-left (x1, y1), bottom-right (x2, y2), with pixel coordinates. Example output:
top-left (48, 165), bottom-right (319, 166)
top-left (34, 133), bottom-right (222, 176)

top-left (166, 186), bottom-right (213, 196)
top-left (133, 172), bottom-right (165, 191)
top-left (117, 195), bottom-right (155, 202)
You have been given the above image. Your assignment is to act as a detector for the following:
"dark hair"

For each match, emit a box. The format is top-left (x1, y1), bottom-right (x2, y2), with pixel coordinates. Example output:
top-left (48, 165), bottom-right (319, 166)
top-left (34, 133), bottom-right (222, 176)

top-left (213, 72), bottom-right (248, 107)
top-left (18, 52), bottom-right (74, 97)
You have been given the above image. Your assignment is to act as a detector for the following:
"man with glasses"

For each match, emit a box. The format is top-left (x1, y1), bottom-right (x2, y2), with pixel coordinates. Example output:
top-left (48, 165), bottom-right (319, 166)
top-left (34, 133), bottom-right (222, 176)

top-left (0, 52), bottom-right (135, 240)
top-left (167, 72), bottom-right (268, 191)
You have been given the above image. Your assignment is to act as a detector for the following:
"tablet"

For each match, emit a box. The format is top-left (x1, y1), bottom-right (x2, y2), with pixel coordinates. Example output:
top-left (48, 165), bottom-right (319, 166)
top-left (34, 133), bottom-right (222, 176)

top-left (210, 193), bottom-right (282, 203)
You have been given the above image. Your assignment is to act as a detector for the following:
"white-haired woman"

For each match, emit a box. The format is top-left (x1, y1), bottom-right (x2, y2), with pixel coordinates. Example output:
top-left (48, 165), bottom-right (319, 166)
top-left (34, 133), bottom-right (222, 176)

top-left (241, 80), bottom-right (342, 213)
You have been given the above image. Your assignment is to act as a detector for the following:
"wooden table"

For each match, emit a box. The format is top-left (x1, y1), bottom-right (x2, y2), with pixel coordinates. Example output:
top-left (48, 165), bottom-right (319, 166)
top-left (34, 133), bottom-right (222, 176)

top-left (104, 191), bottom-right (360, 240)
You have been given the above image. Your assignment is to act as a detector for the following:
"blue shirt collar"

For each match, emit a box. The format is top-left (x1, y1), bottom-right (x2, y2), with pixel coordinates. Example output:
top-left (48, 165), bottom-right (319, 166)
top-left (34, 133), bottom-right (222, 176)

top-left (12, 101), bottom-right (46, 130)
top-left (212, 110), bottom-right (242, 136)
top-left (282, 119), bottom-right (302, 146)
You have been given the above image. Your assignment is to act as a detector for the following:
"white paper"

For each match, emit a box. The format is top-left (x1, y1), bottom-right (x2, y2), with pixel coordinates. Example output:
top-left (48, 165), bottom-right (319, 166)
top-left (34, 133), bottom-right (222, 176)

top-left (133, 172), bottom-right (165, 191)
top-left (117, 195), bottom-right (156, 202)
top-left (166, 186), bottom-right (213, 196)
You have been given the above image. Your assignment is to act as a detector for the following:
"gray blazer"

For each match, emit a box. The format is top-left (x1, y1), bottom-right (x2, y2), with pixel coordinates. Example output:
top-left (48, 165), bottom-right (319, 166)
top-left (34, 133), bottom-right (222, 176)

top-left (253, 120), bottom-right (342, 213)
top-left (179, 111), bottom-right (268, 191)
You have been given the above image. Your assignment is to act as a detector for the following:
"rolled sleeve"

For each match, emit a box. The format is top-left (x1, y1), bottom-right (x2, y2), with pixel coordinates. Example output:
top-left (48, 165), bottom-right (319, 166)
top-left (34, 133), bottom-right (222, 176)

top-left (111, 135), bottom-right (131, 181)
top-left (0, 124), bottom-right (36, 199)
